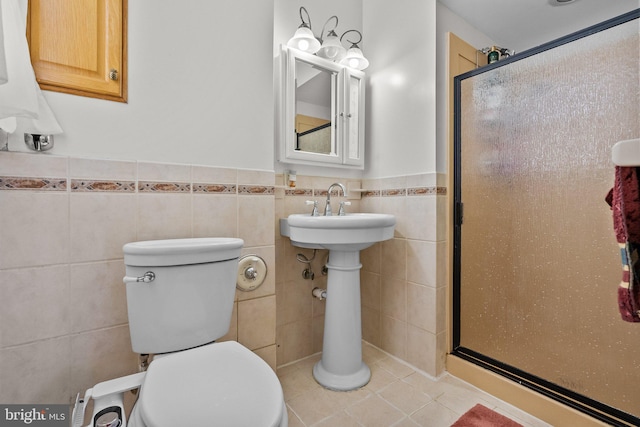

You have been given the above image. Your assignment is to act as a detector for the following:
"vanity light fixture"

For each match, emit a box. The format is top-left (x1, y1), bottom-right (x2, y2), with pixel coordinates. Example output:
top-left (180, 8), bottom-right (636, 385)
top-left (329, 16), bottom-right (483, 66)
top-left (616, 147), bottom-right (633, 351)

top-left (287, 7), bottom-right (321, 53)
top-left (339, 30), bottom-right (369, 71)
top-left (287, 7), bottom-right (369, 70)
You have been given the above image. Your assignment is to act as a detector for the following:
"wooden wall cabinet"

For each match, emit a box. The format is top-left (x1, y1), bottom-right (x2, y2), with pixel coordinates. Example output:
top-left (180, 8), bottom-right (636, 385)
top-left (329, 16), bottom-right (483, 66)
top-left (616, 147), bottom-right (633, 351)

top-left (27, 0), bottom-right (127, 102)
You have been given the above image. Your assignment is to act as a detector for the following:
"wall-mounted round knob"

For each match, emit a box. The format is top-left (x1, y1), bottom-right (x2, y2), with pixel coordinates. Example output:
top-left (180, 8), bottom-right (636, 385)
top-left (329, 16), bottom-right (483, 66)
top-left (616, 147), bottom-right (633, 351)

top-left (237, 255), bottom-right (267, 291)
top-left (244, 267), bottom-right (258, 280)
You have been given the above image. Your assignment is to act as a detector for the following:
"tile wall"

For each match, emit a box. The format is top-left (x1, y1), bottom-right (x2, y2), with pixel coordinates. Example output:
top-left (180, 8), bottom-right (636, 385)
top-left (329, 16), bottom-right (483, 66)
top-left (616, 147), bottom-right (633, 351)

top-left (276, 172), bottom-right (448, 377)
top-left (0, 152), bottom-right (276, 405)
top-left (360, 175), bottom-right (448, 377)
top-left (0, 151), bottom-right (447, 406)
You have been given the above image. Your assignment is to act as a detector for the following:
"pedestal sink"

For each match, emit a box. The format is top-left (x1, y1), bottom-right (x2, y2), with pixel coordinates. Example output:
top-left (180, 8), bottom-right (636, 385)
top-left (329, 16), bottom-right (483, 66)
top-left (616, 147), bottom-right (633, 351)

top-left (280, 213), bottom-right (396, 390)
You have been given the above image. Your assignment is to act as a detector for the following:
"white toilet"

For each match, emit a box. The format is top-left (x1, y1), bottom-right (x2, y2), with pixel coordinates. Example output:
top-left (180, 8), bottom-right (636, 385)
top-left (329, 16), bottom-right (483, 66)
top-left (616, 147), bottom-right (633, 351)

top-left (73, 238), bottom-right (287, 427)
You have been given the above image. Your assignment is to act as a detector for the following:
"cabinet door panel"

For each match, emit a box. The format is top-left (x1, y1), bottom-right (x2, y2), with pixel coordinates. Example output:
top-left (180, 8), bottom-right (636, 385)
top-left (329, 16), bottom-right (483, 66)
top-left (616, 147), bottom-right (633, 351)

top-left (28, 0), bottom-right (126, 102)
top-left (342, 69), bottom-right (365, 167)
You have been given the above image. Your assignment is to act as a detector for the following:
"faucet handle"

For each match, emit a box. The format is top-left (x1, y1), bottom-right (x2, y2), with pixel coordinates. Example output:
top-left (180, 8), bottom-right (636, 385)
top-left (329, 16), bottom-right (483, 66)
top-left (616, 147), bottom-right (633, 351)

top-left (305, 200), bottom-right (319, 216)
top-left (338, 201), bottom-right (351, 216)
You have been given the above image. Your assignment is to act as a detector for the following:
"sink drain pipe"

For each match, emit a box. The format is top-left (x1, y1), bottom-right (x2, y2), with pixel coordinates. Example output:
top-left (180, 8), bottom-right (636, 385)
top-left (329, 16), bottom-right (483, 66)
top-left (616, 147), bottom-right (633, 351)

top-left (312, 287), bottom-right (327, 301)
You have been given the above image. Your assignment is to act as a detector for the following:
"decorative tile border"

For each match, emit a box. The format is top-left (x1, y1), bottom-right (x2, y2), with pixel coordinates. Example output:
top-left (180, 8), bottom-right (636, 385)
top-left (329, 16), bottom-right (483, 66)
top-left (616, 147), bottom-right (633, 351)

top-left (285, 188), bottom-right (313, 197)
top-left (0, 152), bottom-right (279, 196)
top-left (366, 186), bottom-right (447, 197)
top-left (193, 183), bottom-right (236, 194)
top-left (316, 189), bottom-right (347, 197)
top-left (71, 179), bottom-right (136, 192)
top-left (0, 176), bottom-right (67, 191)
top-left (0, 175), bottom-right (281, 197)
top-left (1, 174), bottom-right (446, 198)
top-left (282, 188), bottom-right (351, 197)
top-left (408, 186), bottom-right (447, 196)
top-left (382, 188), bottom-right (407, 197)
top-left (238, 185), bottom-right (275, 195)
top-left (138, 181), bottom-right (191, 193)
top-left (281, 186), bottom-right (447, 197)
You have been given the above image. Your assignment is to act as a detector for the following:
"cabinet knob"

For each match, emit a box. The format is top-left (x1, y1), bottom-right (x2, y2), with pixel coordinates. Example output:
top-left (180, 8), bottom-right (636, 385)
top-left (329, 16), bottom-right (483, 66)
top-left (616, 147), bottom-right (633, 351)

top-left (109, 69), bottom-right (119, 81)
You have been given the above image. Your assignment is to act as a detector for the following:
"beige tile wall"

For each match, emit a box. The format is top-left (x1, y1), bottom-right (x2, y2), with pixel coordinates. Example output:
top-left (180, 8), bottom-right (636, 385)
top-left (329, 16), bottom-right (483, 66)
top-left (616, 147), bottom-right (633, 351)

top-left (360, 174), bottom-right (447, 377)
top-left (0, 151), bottom-right (446, 405)
top-left (0, 152), bottom-right (276, 405)
top-left (275, 173), bottom-right (448, 378)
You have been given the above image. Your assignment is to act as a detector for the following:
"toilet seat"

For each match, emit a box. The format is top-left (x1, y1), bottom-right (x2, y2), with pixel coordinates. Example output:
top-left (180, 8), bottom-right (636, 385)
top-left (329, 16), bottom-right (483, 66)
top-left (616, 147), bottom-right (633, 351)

top-left (133, 341), bottom-right (284, 427)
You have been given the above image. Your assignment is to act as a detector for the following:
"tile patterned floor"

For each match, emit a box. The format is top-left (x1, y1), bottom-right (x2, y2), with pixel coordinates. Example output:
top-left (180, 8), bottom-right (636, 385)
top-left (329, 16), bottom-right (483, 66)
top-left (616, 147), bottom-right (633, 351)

top-left (277, 343), bottom-right (552, 427)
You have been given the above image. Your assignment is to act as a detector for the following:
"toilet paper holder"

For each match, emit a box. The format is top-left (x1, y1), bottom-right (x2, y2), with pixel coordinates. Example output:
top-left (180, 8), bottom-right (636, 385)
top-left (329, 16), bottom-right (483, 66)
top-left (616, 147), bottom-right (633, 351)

top-left (236, 255), bottom-right (267, 292)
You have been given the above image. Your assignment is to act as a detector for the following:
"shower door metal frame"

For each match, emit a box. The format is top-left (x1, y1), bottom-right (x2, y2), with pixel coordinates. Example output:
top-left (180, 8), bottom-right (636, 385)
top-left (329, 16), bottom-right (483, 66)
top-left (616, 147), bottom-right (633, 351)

top-left (452, 9), bottom-right (640, 427)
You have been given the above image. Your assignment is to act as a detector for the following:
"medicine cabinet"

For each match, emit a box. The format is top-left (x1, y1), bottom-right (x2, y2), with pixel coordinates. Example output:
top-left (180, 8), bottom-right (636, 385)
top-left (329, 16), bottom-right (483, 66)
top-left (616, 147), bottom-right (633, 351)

top-left (278, 45), bottom-right (365, 169)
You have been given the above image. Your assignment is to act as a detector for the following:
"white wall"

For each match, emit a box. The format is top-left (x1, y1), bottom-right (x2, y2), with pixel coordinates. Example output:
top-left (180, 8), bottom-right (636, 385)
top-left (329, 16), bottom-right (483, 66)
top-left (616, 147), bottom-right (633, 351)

top-left (7, 0), bottom-right (274, 171)
top-left (363, 0), bottom-right (437, 179)
top-left (435, 2), bottom-right (495, 173)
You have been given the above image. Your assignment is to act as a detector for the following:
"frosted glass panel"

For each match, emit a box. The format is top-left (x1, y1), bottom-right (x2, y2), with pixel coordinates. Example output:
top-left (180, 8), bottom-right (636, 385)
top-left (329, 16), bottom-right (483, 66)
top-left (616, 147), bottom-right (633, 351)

top-left (459, 19), bottom-right (639, 418)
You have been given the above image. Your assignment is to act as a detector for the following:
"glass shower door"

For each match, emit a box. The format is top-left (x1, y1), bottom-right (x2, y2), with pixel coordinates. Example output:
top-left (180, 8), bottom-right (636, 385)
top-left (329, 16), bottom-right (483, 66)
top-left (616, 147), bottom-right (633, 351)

top-left (454, 11), bottom-right (640, 425)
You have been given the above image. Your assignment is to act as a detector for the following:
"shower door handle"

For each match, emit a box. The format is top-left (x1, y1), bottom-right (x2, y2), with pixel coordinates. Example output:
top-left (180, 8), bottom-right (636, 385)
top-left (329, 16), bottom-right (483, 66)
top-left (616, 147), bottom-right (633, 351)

top-left (455, 202), bottom-right (464, 226)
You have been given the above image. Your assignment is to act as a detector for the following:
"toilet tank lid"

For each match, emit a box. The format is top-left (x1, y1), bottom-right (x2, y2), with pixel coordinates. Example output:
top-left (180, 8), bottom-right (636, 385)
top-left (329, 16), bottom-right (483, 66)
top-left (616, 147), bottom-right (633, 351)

top-left (123, 238), bottom-right (244, 266)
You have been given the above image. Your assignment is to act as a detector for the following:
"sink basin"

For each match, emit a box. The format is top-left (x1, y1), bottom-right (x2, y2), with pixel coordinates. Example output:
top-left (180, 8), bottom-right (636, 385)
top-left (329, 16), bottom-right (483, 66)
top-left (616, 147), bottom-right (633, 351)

top-left (280, 213), bottom-right (396, 251)
top-left (280, 212), bottom-right (396, 391)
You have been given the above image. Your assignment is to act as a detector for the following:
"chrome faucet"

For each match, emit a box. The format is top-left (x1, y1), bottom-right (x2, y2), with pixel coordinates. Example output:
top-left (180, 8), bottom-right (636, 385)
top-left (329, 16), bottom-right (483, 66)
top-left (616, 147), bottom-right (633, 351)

top-left (324, 183), bottom-right (347, 216)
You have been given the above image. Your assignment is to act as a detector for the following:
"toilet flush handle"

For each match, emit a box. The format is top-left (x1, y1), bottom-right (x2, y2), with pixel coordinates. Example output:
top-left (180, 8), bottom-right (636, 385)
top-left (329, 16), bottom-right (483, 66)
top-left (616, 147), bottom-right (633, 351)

top-left (123, 271), bottom-right (155, 284)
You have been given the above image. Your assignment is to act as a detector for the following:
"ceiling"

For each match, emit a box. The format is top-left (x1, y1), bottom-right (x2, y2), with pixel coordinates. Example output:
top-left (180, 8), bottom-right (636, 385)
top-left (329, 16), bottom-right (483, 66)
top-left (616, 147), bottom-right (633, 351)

top-left (438, 0), bottom-right (639, 52)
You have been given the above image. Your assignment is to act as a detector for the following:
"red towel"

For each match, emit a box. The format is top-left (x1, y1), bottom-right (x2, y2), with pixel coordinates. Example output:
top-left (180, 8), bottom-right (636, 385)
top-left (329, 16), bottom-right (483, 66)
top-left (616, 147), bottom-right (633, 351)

top-left (606, 166), bottom-right (640, 322)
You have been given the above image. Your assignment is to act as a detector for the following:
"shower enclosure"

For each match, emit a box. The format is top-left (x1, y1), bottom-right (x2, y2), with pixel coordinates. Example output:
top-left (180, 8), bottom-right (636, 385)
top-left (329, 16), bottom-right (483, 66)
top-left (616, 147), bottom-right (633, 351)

top-left (453, 10), bottom-right (639, 426)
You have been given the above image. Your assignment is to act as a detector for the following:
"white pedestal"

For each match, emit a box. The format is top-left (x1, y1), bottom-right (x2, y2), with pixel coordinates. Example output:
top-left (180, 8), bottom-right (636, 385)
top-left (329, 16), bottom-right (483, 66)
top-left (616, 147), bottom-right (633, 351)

top-left (313, 250), bottom-right (370, 391)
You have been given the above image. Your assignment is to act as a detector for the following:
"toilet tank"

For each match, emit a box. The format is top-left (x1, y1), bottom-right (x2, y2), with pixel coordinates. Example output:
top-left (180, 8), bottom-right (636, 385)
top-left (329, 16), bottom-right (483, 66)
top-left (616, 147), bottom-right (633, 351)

top-left (123, 238), bottom-right (243, 354)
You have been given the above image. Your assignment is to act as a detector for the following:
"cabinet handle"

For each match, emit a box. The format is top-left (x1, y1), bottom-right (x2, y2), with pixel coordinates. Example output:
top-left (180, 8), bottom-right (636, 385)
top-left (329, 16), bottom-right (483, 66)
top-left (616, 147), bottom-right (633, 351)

top-left (109, 69), bottom-right (119, 81)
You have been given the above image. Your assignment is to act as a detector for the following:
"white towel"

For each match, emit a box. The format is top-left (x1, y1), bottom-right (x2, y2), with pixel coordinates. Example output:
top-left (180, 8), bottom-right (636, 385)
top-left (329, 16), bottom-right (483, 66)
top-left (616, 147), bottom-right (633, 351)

top-left (0, 0), bottom-right (38, 120)
top-left (0, 0), bottom-right (62, 136)
top-left (0, 4), bottom-right (8, 85)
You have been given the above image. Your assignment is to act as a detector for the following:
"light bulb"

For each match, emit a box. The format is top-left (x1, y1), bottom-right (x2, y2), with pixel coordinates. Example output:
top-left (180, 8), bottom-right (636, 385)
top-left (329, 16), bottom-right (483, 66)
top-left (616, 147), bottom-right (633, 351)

top-left (298, 39), bottom-right (309, 51)
top-left (325, 47), bottom-right (338, 59)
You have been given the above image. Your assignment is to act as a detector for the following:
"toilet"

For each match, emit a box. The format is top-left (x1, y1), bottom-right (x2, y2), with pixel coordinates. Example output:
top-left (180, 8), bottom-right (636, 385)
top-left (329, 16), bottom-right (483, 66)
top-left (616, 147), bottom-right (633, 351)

top-left (73, 238), bottom-right (287, 427)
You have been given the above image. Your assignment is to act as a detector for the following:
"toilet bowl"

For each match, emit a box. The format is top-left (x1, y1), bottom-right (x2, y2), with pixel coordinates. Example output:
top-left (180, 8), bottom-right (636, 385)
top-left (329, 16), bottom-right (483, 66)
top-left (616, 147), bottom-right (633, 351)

top-left (72, 238), bottom-right (287, 427)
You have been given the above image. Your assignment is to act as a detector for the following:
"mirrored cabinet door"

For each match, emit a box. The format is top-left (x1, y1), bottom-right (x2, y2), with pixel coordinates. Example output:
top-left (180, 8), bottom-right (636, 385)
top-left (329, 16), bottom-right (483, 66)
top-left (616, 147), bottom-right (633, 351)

top-left (279, 46), bottom-right (366, 169)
